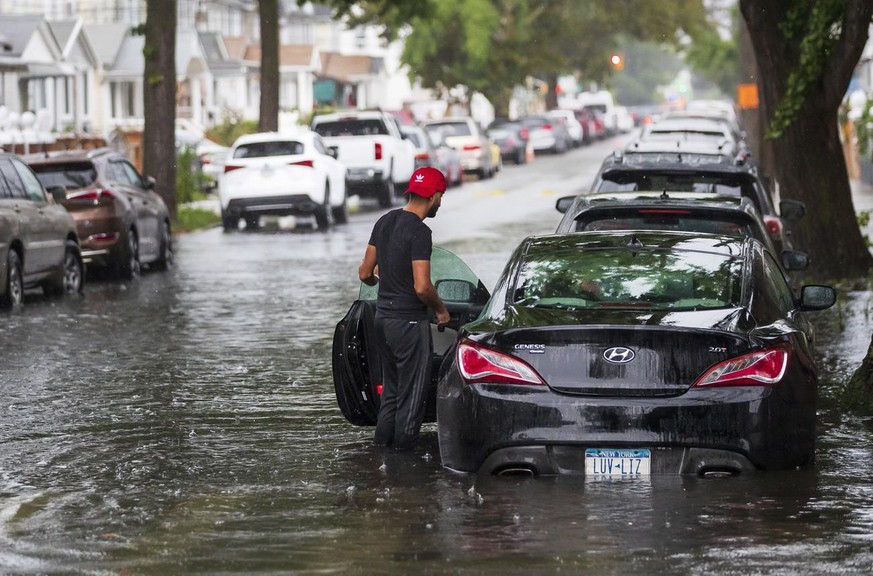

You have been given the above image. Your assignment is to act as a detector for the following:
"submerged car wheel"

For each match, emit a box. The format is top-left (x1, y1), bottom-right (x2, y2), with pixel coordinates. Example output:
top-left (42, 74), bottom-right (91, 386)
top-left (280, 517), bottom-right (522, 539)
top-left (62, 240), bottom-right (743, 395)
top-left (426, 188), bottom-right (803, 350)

top-left (332, 189), bottom-right (349, 225)
top-left (315, 183), bottom-right (333, 230)
top-left (153, 221), bottom-right (173, 271)
top-left (1, 249), bottom-right (24, 309)
top-left (222, 211), bottom-right (238, 232)
top-left (377, 177), bottom-right (395, 208)
top-left (44, 241), bottom-right (83, 297)
top-left (117, 229), bottom-right (140, 280)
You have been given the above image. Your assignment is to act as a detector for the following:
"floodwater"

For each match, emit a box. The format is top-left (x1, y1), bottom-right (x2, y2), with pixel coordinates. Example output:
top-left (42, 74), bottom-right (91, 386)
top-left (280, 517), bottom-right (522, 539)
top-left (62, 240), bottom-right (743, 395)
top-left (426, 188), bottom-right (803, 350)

top-left (2, 143), bottom-right (873, 575)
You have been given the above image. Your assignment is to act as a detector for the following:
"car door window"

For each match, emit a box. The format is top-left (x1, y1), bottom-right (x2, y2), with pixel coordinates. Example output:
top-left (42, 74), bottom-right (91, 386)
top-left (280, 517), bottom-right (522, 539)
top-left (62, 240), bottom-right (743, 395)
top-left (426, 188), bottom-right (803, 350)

top-left (119, 161), bottom-right (145, 187)
top-left (0, 158), bottom-right (27, 199)
top-left (12, 159), bottom-right (47, 202)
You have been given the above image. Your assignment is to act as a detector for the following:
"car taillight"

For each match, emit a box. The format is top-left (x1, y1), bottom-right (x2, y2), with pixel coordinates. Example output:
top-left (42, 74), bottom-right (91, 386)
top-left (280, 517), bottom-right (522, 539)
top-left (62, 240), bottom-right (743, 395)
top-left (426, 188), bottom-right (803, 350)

top-left (542, 123), bottom-right (553, 131)
top-left (520, 128), bottom-right (529, 139)
top-left (375, 142), bottom-right (383, 160)
top-left (376, 384), bottom-right (383, 396)
top-left (463, 144), bottom-right (481, 151)
top-left (693, 345), bottom-right (790, 387)
top-left (763, 216), bottom-right (783, 238)
top-left (68, 188), bottom-right (115, 202)
top-left (291, 160), bottom-right (314, 167)
top-left (457, 340), bottom-right (545, 386)
top-left (224, 164), bottom-right (244, 173)
top-left (415, 153), bottom-right (430, 160)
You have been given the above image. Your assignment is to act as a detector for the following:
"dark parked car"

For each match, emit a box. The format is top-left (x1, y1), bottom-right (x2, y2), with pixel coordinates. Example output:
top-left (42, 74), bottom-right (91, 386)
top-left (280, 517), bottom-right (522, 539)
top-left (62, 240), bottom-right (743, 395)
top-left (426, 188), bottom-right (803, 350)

top-left (552, 191), bottom-right (809, 274)
top-left (486, 121), bottom-right (530, 165)
top-left (593, 140), bottom-right (806, 253)
top-left (0, 152), bottom-right (84, 308)
top-left (437, 231), bottom-right (835, 476)
top-left (25, 148), bottom-right (172, 279)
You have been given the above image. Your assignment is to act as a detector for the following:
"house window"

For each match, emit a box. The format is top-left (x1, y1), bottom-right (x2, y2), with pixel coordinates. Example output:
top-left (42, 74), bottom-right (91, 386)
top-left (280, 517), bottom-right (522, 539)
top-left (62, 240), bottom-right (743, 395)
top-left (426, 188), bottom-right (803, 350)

top-left (111, 81), bottom-right (137, 118)
top-left (355, 27), bottom-right (366, 50)
top-left (63, 77), bottom-right (72, 115)
top-left (27, 79), bottom-right (48, 110)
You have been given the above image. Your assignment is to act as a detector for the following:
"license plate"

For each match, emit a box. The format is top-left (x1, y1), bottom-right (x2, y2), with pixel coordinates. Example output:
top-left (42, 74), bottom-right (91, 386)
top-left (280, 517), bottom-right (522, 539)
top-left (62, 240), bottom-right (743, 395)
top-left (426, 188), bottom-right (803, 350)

top-left (585, 448), bottom-right (651, 476)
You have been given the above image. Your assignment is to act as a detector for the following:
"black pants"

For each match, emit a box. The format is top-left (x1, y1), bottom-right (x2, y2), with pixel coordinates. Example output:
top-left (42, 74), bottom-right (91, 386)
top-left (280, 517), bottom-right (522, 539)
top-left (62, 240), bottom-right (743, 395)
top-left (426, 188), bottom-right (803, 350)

top-left (373, 314), bottom-right (432, 450)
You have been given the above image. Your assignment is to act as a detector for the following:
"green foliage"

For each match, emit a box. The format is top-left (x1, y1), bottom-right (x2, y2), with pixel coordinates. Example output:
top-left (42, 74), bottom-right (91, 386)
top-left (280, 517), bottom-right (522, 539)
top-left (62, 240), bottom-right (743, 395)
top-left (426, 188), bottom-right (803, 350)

top-left (176, 206), bottom-right (221, 233)
top-left (856, 100), bottom-right (873, 161)
top-left (205, 117), bottom-right (259, 147)
top-left (175, 146), bottom-right (210, 204)
top-left (768, 0), bottom-right (845, 138)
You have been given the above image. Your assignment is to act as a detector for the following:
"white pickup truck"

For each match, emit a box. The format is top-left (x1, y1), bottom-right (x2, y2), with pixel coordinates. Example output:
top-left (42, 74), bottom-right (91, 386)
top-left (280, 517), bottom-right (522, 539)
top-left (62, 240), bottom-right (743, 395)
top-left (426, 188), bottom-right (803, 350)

top-left (311, 111), bottom-right (416, 207)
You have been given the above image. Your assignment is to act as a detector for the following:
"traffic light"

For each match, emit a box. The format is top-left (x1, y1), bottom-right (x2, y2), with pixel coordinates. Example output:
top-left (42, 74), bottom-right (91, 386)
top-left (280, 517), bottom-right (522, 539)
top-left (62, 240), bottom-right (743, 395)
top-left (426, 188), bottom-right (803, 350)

top-left (610, 53), bottom-right (624, 71)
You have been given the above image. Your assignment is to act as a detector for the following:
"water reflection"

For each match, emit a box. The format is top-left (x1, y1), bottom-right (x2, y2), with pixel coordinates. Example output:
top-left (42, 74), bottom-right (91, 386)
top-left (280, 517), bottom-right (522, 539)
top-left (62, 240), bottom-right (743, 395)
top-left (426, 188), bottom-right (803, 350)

top-left (0, 224), bottom-right (872, 574)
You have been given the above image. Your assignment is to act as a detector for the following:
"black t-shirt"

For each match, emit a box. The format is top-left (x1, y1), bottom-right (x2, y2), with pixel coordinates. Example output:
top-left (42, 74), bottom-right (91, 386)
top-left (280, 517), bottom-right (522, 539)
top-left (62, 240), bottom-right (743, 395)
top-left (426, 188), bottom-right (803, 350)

top-left (368, 209), bottom-right (432, 320)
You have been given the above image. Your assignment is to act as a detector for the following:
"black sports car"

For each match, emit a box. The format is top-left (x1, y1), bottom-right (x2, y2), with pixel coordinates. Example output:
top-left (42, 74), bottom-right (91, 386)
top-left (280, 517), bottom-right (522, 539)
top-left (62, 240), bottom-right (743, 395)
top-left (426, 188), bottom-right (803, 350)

top-left (436, 231), bottom-right (835, 477)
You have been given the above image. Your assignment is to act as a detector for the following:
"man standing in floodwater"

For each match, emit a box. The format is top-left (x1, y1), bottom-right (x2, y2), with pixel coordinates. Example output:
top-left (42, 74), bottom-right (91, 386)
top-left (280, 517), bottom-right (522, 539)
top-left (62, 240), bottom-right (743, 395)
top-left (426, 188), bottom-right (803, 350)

top-left (358, 167), bottom-right (451, 450)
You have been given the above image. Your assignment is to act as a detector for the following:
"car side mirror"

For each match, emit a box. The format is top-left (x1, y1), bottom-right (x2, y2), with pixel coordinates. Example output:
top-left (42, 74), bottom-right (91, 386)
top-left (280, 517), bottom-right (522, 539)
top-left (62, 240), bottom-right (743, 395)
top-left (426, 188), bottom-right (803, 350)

top-left (555, 196), bottom-right (574, 214)
top-left (327, 147), bottom-right (338, 159)
top-left (144, 176), bottom-right (156, 189)
top-left (780, 249), bottom-right (809, 271)
top-left (798, 285), bottom-right (836, 311)
top-left (436, 279), bottom-right (477, 303)
top-left (779, 199), bottom-right (806, 222)
top-left (47, 185), bottom-right (67, 202)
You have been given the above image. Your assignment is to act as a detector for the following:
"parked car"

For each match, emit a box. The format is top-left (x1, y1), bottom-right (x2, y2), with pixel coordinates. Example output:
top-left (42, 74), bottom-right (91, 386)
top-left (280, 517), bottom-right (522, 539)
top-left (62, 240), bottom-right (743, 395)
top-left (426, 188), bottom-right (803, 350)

top-left (553, 190), bottom-right (810, 274)
top-left (311, 110), bottom-right (416, 207)
top-left (639, 117), bottom-right (742, 154)
top-left (520, 114), bottom-right (572, 154)
top-left (399, 124), bottom-right (463, 187)
top-left (25, 148), bottom-right (171, 279)
top-left (434, 231), bottom-right (835, 475)
top-left (0, 152), bottom-right (83, 308)
top-left (546, 109), bottom-right (585, 147)
top-left (593, 140), bottom-right (805, 253)
top-left (422, 117), bottom-right (497, 179)
top-left (218, 130), bottom-right (348, 231)
top-left (487, 121), bottom-right (530, 165)
top-left (195, 138), bottom-right (229, 190)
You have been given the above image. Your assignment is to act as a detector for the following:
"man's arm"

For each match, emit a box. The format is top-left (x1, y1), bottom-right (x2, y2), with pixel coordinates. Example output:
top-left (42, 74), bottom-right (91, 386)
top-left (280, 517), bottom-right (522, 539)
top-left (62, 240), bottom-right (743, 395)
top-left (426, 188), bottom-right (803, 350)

top-left (412, 260), bottom-right (450, 326)
top-left (359, 245), bottom-right (379, 286)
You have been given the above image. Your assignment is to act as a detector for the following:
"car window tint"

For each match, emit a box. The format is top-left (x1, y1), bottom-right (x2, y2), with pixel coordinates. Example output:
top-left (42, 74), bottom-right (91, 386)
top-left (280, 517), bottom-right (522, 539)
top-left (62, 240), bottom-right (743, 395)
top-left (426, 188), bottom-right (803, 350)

top-left (233, 141), bottom-right (305, 158)
top-left (30, 162), bottom-right (98, 189)
top-left (312, 120), bottom-right (388, 137)
top-left (756, 252), bottom-right (796, 319)
top-left (358, 246), bottom-right (481, 301)
top-left (0, 158), bottom-right (27, 199)
top-left (512, 247), bottom-right (742, 310)
top-left (404, 131), bottom-right (423, 148)
top-left (11, 159), bottom-right (46, 202)
top-left (118, 161), bottom-right (144, 187)
top-left (312, 135), bottom-right (327, 155)
top-left (575, 213), bottom-right (755, 238)
top-left (106, 161), bottom-right (134, 185)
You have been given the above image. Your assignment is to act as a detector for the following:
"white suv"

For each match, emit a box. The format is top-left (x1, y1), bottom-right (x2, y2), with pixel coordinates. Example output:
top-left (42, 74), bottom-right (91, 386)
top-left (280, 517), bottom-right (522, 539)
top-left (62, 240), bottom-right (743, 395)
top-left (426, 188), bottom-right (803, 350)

top-left (218, 130), bottom-right (348, 231)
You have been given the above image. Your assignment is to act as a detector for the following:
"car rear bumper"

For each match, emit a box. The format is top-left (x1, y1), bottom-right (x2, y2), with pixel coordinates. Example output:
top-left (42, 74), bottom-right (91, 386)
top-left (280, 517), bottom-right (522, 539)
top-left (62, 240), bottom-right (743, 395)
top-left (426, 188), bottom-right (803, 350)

top-left (225, 195), bottom-right (320, 217)
top-left (437, 375), bottom-right (814, 475)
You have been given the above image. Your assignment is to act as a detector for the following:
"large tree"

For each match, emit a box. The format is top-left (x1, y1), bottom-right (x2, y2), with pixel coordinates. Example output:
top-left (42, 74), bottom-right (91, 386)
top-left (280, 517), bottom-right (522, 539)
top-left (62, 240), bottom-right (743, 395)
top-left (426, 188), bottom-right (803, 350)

top-left (740, 0), bottom-right (873, 280)
top-left (259, 0), bottom-right (280, 132)
top-left (142, 0), bottom-right (177, 219)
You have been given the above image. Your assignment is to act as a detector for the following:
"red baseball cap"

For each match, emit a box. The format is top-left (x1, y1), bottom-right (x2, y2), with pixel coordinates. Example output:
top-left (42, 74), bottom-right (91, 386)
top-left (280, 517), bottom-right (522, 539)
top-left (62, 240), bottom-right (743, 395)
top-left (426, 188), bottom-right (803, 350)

top-left (406, 167), bottom-right (446, 198)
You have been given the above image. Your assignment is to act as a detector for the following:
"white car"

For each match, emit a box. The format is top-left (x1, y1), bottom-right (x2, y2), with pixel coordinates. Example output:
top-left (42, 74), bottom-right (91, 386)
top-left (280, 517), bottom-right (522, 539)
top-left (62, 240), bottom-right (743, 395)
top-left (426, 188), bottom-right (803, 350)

top-left (218, 130), bottom-right (347, 231)
top-left (547, 110), bottom-right (584, 147)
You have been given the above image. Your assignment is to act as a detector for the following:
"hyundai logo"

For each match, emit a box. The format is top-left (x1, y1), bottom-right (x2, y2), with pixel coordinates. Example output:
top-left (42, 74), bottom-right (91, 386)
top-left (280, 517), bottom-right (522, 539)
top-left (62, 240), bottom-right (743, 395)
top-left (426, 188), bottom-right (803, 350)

top-left (603, 346), bottom-right (635, 364)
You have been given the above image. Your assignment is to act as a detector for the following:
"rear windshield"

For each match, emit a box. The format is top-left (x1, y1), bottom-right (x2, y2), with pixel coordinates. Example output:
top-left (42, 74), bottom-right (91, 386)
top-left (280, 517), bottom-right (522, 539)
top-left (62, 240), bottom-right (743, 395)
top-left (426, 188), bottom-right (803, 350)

top-left (575, 211), bottom-right (757, 239)
top-left (596, 171), bottom-right (763, 213)
top-left (512, 247), bottom-right (742, 311)
top-left (30, 162), bottom-right (97, 189)
top-left (425, 122), bottom-right (472, 137)
top-left (312, 119), bottom-right (388, 137)
top-left (232, 141), bottom-right (304, 159)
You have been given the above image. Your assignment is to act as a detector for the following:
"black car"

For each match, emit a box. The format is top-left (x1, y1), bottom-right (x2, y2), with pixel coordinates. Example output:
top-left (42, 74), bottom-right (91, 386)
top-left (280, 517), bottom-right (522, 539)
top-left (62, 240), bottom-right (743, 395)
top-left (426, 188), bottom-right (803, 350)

top-left (593, 140), bottom-right (806, 252)
top-left (487, 121), bottom-right (529, 165)
top-left (553, 191), bottom-right (810, 273)
top-left (435, 231), bottom-right (834, 476)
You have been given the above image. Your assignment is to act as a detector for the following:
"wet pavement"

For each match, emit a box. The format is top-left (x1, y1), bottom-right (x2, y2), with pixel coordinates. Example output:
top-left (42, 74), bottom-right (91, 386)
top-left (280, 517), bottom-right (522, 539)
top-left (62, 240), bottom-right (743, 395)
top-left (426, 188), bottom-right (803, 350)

top-left (1, 139), bottom-right (873, 574)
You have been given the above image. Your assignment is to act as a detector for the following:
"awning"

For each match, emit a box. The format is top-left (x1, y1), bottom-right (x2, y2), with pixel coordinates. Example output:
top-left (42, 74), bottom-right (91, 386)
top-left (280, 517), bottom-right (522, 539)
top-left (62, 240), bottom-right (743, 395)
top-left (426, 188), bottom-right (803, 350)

top-left (21, 62), bottom-right (74, 78)
top-left (0, 55), bottom-right (27, 72)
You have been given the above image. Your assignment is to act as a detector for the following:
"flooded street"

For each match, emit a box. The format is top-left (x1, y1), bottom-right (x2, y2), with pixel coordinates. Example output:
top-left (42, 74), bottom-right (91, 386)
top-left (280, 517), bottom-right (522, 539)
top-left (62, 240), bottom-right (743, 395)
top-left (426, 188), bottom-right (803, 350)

top-left (2, 138), bottom-right (873, 575)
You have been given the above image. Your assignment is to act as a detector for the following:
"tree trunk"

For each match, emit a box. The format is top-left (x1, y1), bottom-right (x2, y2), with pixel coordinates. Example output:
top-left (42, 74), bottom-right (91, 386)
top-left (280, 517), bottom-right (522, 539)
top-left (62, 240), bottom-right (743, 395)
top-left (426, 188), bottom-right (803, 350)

top-left (843, 333), bottom-right (873, 415)
top-left (143, 0), bottom-right (178, 220)
top-left (259, 0), bottom-right (280, 132)
top-left (740, 0), bottom-right (873, 280)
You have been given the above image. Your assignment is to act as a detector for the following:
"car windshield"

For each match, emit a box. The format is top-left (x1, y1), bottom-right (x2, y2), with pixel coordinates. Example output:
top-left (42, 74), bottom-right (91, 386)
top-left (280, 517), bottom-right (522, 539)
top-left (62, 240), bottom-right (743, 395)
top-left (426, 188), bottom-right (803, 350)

top-left (426, 122), bottom-right (472, 137)
top-left (30, 162), bottom-right (98, 189)
top-left (574, 211), bottom-right (757, 239)
top-left (232, 141), bottom-right (304, 158)
top-left (313, 119), bottom-right (388, 137)
top-left (512, 246), bottom-right (742, 311)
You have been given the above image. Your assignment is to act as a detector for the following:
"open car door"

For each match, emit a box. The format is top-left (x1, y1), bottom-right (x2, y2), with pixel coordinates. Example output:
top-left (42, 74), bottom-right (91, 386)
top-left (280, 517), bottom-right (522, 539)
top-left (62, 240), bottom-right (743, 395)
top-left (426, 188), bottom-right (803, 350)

top-left (332, 246), bottom-right (490, 426)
